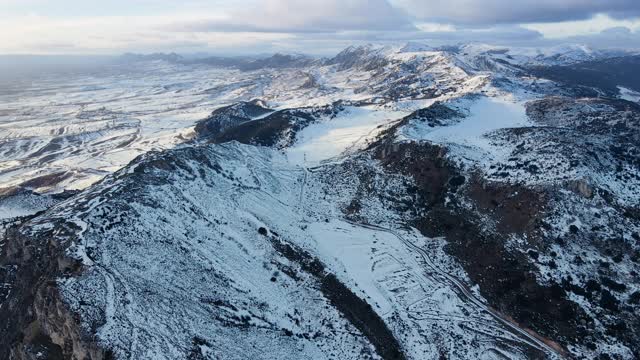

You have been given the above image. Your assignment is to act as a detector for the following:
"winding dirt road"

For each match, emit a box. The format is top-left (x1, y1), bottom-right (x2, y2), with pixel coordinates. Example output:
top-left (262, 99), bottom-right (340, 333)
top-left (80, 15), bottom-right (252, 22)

top-left (345, 220), bottom-right (565, 359)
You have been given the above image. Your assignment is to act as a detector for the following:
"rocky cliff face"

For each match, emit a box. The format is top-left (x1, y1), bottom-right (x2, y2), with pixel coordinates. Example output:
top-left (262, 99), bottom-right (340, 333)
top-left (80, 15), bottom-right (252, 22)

top-left (1, 216), bottom-right (107, 359)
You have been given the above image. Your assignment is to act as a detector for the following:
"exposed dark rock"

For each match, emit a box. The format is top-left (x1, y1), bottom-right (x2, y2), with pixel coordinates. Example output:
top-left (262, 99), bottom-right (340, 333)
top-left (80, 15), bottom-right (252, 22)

top-left (269, 238), bottom-right (406, 360)
top-left (326, 46), bottom-right (390, 72)
top-left (194, 100), bottom-right (273, 141)
top-left (364, 140), bottom-right (588, 349)
top-left (207, 103), bottom-right (343, 148)
top-left (237, 54), bottom-right (316, 71)
top-left (0, 218), bottom-right (108, 359)
top-left (601, 277), bottom-right (627, 292)
top-left (528, 55), bottom-right (640, 96)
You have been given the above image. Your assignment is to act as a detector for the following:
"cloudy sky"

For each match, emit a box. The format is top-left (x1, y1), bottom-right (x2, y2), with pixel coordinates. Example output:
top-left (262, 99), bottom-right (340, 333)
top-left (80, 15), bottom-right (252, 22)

top-left (1, 0), bottom-right (639, 55)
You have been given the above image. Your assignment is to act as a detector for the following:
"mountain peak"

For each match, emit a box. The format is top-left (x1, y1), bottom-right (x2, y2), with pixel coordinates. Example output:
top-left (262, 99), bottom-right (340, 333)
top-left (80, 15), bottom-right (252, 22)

top-left (399, 42), bottom-right (433, 53)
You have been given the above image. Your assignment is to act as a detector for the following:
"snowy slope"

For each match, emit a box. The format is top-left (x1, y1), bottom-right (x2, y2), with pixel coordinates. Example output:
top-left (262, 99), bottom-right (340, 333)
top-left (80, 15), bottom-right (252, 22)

top-left (1, 42), bottom-right (639, 360)
top-left (8, 142), bottom-right (558, 360)
top-left (0, 43), bottom-right (488, 194)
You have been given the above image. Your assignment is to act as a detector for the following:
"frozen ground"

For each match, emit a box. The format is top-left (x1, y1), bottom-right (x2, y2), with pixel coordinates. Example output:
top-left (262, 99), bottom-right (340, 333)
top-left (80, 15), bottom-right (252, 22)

top-left (286, 106), bottom-right (406, 165)
top-left (400, 95), bottom-right (532, 167)
top-left (0, 191), bottom-right (58, 220)
top-left (0, 62), bottom-right (262, 193)
top-left (3, 44), bottom-right (637, 359)
top-left (619, 86), bottom-right (640, 103)
top-left (31, 142), bottom-right (557, 359)
top-left (0, 44), bottom-right (494, 195)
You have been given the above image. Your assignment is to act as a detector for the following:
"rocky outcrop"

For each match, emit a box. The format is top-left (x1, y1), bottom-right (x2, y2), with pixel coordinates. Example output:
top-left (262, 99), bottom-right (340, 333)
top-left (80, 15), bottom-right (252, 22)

top-left (343, 98), bottom-right (640, 358)
top-left (527, 55), bottom-right (640, 95)
top-left (194, 100), bottom-right (273, 141)
top-left (325, 45), bottom-right (390, 72)
top-left (205, 103), bottom-right (344, 148)
top-left (1, 219), bottom-right (107, 360)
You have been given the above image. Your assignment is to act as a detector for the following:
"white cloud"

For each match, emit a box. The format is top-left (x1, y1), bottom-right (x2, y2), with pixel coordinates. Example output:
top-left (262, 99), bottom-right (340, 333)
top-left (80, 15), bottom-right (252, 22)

top-left (0, 0), bottom-right (639, 54)
top-left (169, 0), bottom-right (415, 33)
top-left (416, 23), bottom-right (456, 33)
top-left (0, 14), bottom-right (292, 54)
top-left (524, 13), bottom-right (640, 38)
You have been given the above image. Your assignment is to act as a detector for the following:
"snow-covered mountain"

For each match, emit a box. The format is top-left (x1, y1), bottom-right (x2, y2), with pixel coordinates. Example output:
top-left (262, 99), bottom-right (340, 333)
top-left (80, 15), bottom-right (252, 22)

top-left (1, 43), bottom-right (640, 359)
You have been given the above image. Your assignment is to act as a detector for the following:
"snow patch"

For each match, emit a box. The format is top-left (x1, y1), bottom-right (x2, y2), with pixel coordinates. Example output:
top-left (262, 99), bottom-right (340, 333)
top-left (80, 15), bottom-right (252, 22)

top-left (401, 96), bottom-right (531, 165)
top-left (618, 86), bottom-right (640, 103)
top-left (287, 106), bottom-right (405, 165)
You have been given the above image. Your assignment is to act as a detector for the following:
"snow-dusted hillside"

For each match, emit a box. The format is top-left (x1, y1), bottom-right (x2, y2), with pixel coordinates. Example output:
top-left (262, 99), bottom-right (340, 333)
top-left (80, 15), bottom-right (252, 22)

top-left (1, 43), bottom-right (639, 360)
top-left (0, 43), bottom-right (528, 195)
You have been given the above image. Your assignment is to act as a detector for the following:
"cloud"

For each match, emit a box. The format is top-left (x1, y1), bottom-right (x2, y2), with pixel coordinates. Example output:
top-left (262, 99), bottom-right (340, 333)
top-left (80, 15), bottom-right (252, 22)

top-left (391, 0), bottom-right (640, 25)
top-left (523, 13), bottom-right (640, 38)
top-left (563, 26), bottom-right (640, 48)
top-left (0, 14), bottom-right (293, 54)
top-left (168, 0), bottom-right (415, 33)
top-left (2, 0), bottom-right (640, 55)
top-left (275, 25), bottom-right (545, 54)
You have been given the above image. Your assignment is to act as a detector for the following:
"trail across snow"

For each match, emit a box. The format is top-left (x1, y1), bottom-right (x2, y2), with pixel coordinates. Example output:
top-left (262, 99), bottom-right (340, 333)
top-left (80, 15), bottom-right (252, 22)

top-left (405, 96), bottom-right (530, 152)
top-left (300, 156), bottom-right (563, 358)
top-left (287, 106), bottom-right (406, 165)
top-left (344, 220), bottom-right (564, 359)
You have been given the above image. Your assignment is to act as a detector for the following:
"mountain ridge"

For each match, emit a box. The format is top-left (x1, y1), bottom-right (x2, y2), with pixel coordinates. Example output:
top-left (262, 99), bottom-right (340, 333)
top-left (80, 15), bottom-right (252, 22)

top-left (1, 42), bottom-right (640, 359)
